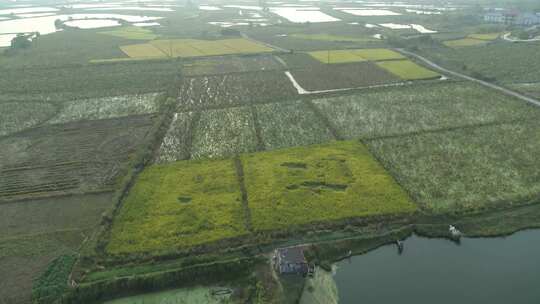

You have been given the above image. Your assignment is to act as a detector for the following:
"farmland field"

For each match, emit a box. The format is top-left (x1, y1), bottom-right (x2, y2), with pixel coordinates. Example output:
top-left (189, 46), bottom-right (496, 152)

top-left (308, 48), bottom-right (404, 64)
top-left (376, 60), bottom-right (440, 80)
top-left (120, 38), bottom-right (274, 59)
top-left (183, 55), bottom-right (283, 76)
top-left (255, 100), bottom-right (334, 150)
top-left (155, 112), bottom-right (198, 163)
top-left (49, 93), bottom-right (162, 124)
top-left (191, 106), bottom-right (258, 159)
top-left (107, 159), bottom-right (247, 254)
top-left (443, 38), bottom-right (488, 48)
top-left (120, 43), bottom-right (168, 58)
top-left (290, 34), bottom-right (375, 43)
top-left (0, 115), bottom-right (156, 202)
top-left (176, 71), bottom-right (297, 111)
top-left (0, 102), bottom-right (56, 137)
top-left (100, 26), bottom-right (159, 40)
top-left (366, 120), bottom-right (540, 214)
top-left (312, 82), bottom-right (537, 140)
top-left (508, 83), bottom-right (540, 99)
top-left (288, 62), bottom-right (401, 91)
top-left (241, 141), bottom-right (416, 231)
top-left (0, 193), bottom-right (112, 304)
top-left (0, 61), bottom-right (178, 101)
top-left (423, 42), bottom-right (540, 83)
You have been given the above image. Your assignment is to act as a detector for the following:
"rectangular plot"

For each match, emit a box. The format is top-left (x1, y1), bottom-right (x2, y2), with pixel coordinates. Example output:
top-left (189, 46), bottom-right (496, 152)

top-left (219, 38), bottom-right (274, 53)
top-left (255, 101), bottom-right (334, 150)
top-left (155, 112), bottom-right (197, 163)
top-left (242, 141), bottom-right (416, 231)
top-left (120, 43), bottom-right (167, 58)
top-left (312, 82), bottom-right (537, 140)
top-left (376, 60), bottom-right (440, 80)
top-left (150, 39), bottom-right (202, 57)
top-left (176, 71), bottom-right (297, 111)
top-left (0, 115), bottom-right (155, 202)
top-left (350, 48), bottom-right (405, 61)
top-left (289, 61), bottom-right (401, 91)
top-left (191, 106), bottom-right (258, 159)
top-left (308, 50), bottom-right (365, 64)
top-left (366, 120), bottom-right (540, 213)
top-left (183, 55), bottom-right (283, 76)
top-left (107, 159), bottom-right (247, 254)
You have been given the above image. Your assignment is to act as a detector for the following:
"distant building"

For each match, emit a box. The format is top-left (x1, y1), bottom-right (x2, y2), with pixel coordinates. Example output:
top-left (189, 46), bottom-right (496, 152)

top-left (484, 10), bottom-right (540, 25)
top-left (274, 246), bottom-right (309, 275)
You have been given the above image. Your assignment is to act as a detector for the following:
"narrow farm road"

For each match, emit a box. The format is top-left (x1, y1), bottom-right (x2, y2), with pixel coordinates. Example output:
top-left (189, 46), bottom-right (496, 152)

top-left (396, 48), bottom-right (540, 108)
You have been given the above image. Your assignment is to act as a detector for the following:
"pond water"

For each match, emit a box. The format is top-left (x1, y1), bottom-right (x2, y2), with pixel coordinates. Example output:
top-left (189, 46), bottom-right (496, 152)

top-left (64, 19), bottom-right (121, 29)
top-left (0, 33), bottom-right (17, 47)
top-left (334, 230), bottom-right (540, 304)
top-left (334, 8), bottom-right (401, 16)
top-left (0, 6), bottom-right (58, 15)
top-left (0, 13), bottom-right (162, 35)
top-left (270, 7), bottom-right (340, 23)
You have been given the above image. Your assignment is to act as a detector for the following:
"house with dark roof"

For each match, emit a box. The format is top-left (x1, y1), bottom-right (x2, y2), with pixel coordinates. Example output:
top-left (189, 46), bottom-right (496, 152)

top-left (274, 246), bottom-right (309, 275)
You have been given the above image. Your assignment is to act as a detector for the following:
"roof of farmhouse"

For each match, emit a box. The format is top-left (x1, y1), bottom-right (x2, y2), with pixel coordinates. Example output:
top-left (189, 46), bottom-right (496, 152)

top-left (278, 247), bottom-right (306, 264)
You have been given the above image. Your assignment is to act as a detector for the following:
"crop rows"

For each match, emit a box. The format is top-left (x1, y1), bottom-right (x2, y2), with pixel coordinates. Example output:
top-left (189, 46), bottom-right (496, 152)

top-left (366, 120), bottom-right (540, 213)
top-left (312, 82), bottom-right (537, 140)
top-left (191, 107), bottom-right (258, 159)
top-left (49, 93), bottom-right (162, 124)
top-left (176, 71), bottom-right (297, 111)
top-left (0, 101), bottom-right (57, 137)
top-left (0, 115), bottom-right (155, 202)
top-left (183, 55), bottom-right (283, 76)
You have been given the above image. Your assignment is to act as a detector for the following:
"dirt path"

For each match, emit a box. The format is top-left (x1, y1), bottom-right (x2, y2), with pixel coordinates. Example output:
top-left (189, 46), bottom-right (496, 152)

top-left (396, 48), bottom-right (540, 108)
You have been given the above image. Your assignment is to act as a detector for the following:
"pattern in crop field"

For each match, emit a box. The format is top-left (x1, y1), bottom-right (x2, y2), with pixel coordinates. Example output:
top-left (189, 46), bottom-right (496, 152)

top-left (0, 115), bottom-right (155, 202)
top-left (242, 141), bottom-right (416, 231)
top-left (312, 82), bottom-right (537, 140)
top-left (0, 193), bottom-right (111, 304)
top-left (155, 112), bottom-right (198, 163)
top-left (376, 60), bottom-right (440, 80)
top-left (0, 102), bottom-right (56, 137)
top-left (49, 93), bottom-right (162, 124)
top-left (176, 71), bottom-right (297, 111)
top-left (366, 120), bottom-right (540, 214)
top-left (509, 83), bottom-right (540, 99)
top-left (107, 159), bottom-right (247, 254)
top-left (183, 55), bottom-right (283, 76)
top-left (289, 62), bottom-right (401, 91)
top-left (191, 106), bottom-right (258, 159)
top-left (255, 100), bottom-right (334, 149)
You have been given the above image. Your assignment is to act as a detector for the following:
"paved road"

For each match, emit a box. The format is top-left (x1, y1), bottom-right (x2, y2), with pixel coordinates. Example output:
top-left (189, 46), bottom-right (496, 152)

top-left (396, 48), bottom-right (540, 107)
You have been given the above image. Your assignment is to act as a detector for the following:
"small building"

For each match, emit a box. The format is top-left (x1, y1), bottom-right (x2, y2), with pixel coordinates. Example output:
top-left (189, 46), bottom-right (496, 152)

top-left (484, 10), bottom-right (540, 25)
top-left (274, 246), bottom-right (309, 275)
top-left (515, 13), bottom-right (540, 26)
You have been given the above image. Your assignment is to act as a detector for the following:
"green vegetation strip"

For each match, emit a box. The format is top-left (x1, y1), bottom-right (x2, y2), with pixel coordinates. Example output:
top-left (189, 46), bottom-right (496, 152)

top-left (100, 26), bottom-right (159, 40)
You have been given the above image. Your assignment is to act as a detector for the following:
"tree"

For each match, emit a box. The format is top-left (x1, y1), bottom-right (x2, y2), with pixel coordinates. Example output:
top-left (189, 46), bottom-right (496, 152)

top-left (10, 34), bottom-right (31, 49)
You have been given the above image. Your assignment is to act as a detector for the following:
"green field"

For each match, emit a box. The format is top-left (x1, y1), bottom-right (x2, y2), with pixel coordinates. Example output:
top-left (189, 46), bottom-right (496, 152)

top-left (107, 159), bottom-right (248, 254)
top-left (0, 102), bottom-right (56, 137)
top-left (468, 33), bottom-right (502, 41)
top-left (184, 55), bottom-right (283, 76)
top-left (312, 82), bottom-right (536, 140)
top-left (424, 42), bottom-right (540, 83)
top-left (443, 38), bottom-right (488, 48)
top-left (376, 60), bottom-right (440, 80)
top-left (367, 120), bottom-right (540, 213)
top-left (242, 141), bottom-right (417, 231)
top-left (100, 26), bottom-right (159, 40)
